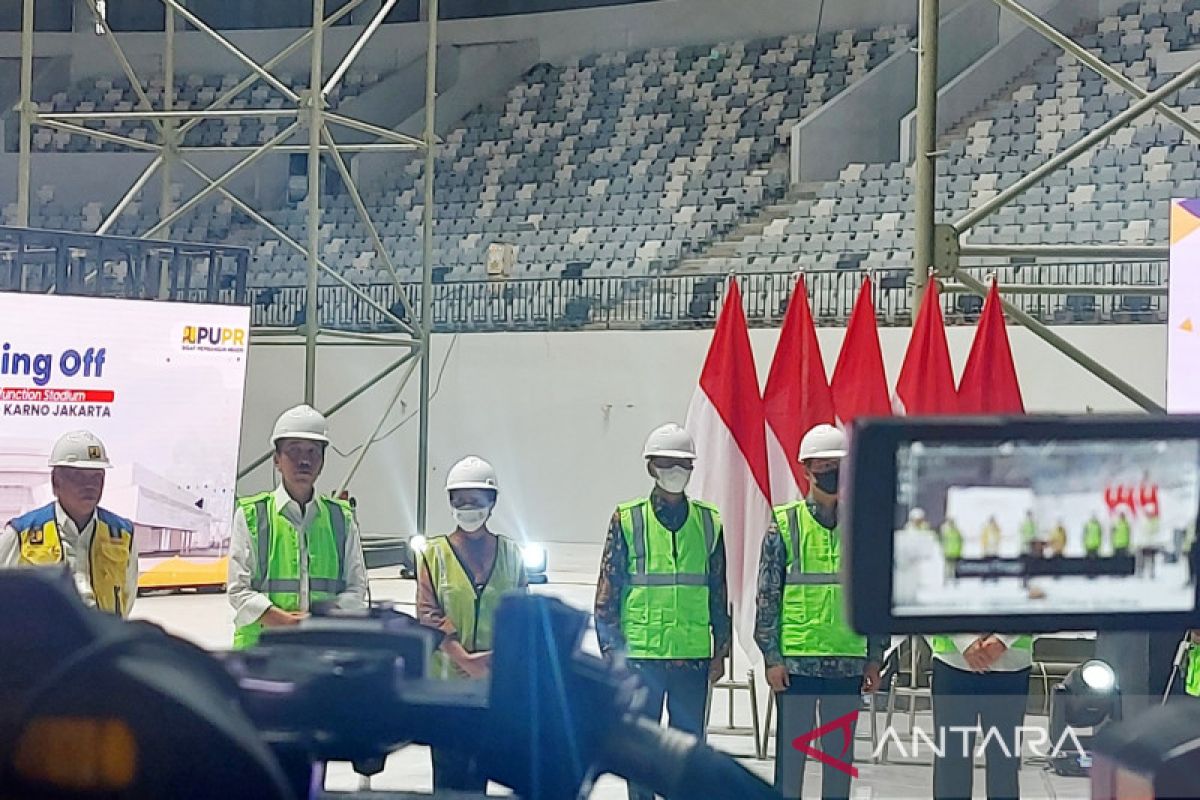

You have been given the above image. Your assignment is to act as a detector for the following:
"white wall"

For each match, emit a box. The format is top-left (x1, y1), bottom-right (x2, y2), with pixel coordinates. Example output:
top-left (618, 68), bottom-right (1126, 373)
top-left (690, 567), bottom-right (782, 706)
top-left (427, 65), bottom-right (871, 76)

top-left (237, 324), bottom-right (1167, 544)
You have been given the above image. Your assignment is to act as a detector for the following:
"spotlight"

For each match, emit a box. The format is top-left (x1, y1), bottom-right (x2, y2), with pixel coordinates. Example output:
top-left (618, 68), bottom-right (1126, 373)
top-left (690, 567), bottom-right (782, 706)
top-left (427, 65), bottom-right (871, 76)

top-left (522, 544), bottom-right (549, 584)
top-left (1050, 659), bottom-right (1122, 777)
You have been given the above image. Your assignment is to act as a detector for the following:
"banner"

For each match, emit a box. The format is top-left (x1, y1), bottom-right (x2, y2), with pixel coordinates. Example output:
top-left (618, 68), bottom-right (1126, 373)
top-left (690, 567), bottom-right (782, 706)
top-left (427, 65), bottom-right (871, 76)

top-left (1168, 198), bottom-right (1200, 412)
top-left (0, 293), bottom-right (249, 557)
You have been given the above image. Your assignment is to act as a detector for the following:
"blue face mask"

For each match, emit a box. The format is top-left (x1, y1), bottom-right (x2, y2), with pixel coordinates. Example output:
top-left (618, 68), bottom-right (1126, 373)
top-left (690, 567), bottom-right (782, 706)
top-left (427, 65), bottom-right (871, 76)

top-left (812, 468), bottom-right (839, 495)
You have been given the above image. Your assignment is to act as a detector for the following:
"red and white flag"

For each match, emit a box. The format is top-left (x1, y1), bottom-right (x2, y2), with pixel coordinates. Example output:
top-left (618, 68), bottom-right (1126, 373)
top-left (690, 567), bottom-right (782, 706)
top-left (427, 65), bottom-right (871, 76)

top-left (958, 280), bottom-right (1025, 414)
top-left (685, 278), bottom-right (773, 656)
top-left (830, 278), bottom-right (891, 427)
top-left (764, 278), bottom-right (836, 503)
top-left (894, 279), bottom-right (958, 415)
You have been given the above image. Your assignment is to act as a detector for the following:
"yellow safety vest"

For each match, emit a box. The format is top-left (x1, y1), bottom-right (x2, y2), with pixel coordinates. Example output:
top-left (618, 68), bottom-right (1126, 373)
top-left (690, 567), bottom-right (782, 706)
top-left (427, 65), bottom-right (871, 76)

top-left (420, 533), bottom-right (525, 680)
top-left (10, 502), bottom-right (134, 616)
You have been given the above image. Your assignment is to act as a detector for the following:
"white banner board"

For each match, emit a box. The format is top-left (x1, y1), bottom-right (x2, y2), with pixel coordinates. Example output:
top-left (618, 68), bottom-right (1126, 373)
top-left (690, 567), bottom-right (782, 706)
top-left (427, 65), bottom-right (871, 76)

top-left (0, 293), bottom-right (250, 555)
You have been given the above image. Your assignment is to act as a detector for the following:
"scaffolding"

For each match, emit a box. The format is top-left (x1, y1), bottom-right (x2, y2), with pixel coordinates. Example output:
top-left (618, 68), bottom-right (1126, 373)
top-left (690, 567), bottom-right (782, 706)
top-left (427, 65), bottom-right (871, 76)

top-left (14, 0), bottom-right (442, 536)
top-left (913, 0), bottom-right (1187, 413)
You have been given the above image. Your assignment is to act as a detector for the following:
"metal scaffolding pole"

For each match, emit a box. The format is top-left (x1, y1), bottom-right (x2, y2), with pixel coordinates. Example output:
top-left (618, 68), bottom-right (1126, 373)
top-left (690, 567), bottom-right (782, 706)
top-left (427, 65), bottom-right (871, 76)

top-left (952, 269), bottom-right (1163, 412)
top-left (992, 0), bottom-right (1200, 143)
top-left (955, 58), bottom-right (1200, 233)
top-left (158, 0), bottom-right (301, 102)
top-left (304, 0), bottom-right (327, 405)
top-left (416, 0), bottom-right (440, 540)
top-left (175, 156), bottom-right (410, 329)
top-left (16, 0), bottom-right (33, 228)
top-left (238, 351), bottom-right (418, 479)
top-left (173, 0), bottom-right (368, 139)
top-left (32, 117), bottom-right (162, 151)
top-left (340, 352), bottom-right (420, 490)
top-left (161, 3), bottom-right (176, 249)
top-left (320, 123), bottom-right (420, 327)
top-left (97, 154), bottom-right (163, 235)
top-left (913, 0), bottom-right (940, 311)
top-left (959, 243), bottom-right (1168, 259)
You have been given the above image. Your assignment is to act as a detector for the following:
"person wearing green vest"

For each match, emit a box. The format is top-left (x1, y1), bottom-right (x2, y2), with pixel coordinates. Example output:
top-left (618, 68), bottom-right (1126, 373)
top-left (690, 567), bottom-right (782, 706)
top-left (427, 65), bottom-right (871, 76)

top-left (416, 455), bottom-right (526, 792)
top-left (754, 424), bottom-right (884, 800)
top-left (1112, 511), bottom-right (1132, 556)
top-left (940, 517), bottom-right (963, 582)
top-left (594, 423), bottom-right (730, 800)
top-left (227, 405), bottom-right (367, 649)
top-left (928, 631), bottom-right (1033, 799)
top-left (1186, 631), bottom-right (1200, 698)
top-left (1019, 510), bottom-right (1038, 551)
top-left (1084, 514), bottom-right (1104, 558)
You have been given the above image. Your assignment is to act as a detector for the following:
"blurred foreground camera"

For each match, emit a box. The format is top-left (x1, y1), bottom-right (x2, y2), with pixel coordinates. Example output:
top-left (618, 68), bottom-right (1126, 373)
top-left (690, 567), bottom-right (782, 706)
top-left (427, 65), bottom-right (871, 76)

top-left (0, 568), bottom-right (775, 800)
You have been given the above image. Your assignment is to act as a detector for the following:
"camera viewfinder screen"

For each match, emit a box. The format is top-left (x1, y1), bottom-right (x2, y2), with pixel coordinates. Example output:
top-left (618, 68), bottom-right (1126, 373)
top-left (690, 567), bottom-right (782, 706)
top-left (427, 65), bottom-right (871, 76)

top-left (892, 438), bottom-right (1200, 617)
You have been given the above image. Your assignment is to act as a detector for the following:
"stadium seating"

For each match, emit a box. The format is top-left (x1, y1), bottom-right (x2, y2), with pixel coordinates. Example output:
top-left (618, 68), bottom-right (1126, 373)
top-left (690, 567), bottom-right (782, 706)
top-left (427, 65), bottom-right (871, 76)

top-left (723, 0), bottom-right (1195, 276)
top-left (219, 26), bottom-right (912, 286)
top-left (25, 69), bottom-right (384, 153)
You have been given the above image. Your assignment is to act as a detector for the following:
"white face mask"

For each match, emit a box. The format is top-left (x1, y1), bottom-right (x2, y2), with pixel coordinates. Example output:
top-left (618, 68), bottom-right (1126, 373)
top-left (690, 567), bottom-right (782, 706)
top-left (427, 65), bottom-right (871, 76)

top-left (654, 466), bottom-right (692, 494)
top-left (452, 506), bottom-right (492, 533)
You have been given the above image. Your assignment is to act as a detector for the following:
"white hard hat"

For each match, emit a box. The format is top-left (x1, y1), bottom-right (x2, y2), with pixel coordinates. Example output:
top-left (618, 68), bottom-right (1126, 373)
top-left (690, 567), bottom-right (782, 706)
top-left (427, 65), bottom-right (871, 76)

top-left (48, 430), bottom-right (112, 469)
top-left (271, 404), bottom-right (330, 445)
top-left (446, 456), bottom-right (499, 492)
top-left (798, 424), bottom-right (847, 461)
top-left (909, 508), bottom-right (926, 523)
top-left (643, 423), bottom-right (697, 460)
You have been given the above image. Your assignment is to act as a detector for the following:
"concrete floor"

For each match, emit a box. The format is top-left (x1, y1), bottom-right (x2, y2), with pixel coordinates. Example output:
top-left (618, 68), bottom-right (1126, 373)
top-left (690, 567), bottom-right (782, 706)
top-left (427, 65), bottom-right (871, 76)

top-left (130, 543), bottom-right (1091, 799)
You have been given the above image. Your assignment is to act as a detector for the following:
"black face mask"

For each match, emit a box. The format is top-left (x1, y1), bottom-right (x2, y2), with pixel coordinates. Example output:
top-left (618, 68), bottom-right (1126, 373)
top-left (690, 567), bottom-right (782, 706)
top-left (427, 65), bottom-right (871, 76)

top-left (812, 468), bottom-right (839, 495)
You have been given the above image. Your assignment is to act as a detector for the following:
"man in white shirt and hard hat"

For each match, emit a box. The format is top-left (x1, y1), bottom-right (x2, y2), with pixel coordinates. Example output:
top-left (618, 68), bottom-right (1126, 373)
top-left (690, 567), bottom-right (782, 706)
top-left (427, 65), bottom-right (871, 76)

top-left (227, 404), bottom-right (368, 649)
top-left (0, 430), bottom-right (138, 616)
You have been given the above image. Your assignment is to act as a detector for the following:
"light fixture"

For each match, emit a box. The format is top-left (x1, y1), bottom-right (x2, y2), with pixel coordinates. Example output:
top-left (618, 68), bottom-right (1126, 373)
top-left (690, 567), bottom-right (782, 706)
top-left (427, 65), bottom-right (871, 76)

top-left (522, 544), bottom-right (547, 573)
top-left (1050, 658), bottom-right (1121, 777)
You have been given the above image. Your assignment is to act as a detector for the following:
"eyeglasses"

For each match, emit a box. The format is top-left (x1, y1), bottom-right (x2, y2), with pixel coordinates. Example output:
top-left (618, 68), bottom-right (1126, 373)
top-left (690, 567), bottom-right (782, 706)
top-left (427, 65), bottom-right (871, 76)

top-left (648, 458), bottom-right (694, 471)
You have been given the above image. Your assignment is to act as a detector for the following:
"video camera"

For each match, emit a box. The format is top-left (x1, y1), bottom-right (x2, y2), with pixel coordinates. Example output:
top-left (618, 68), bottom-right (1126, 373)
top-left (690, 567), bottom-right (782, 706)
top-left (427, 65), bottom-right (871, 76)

top-left (0, 568), bottom-right (776, 800)
top-left (843, 414), bottom-right (1200, 798)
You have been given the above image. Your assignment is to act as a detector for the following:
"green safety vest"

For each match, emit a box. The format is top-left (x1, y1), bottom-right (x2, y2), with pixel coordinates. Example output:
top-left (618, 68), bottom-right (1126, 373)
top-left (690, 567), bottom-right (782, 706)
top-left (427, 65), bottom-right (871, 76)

top-left (775, 501), bottom-right (866, 658)
top-left (1187, 646), bottom-right (1200, 697)
top-left (421, 533), bottom-right (525, 680)
top-left (1084, 521), bottom-right (1103, 552)
top-left (1113, 518), bottom-right (1132, 550)
top-left (941, 523), bottom-right (963, 560)
top-left (232, 493), bottom-right (351, 650)
top-left (1020, 519), bottom-right (1037, 545)
top-left (618, 498), bottom-right (721, 660)
top-left (930, 634), bottom-right (1033, 656)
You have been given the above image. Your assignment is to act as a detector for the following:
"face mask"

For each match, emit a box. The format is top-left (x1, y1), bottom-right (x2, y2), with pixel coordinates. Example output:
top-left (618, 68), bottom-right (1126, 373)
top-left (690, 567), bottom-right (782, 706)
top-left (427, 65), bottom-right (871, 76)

top-left (812, 468), bottom-right (839, 495)
top-left (654, 466), bottom-right (692, 494)
top-left (452, 506), bottom-right (491, 533)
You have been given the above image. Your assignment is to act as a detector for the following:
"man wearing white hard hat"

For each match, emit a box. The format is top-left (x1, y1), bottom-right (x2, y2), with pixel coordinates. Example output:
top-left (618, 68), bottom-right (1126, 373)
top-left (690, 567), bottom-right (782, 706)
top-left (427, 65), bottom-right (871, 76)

top-left (594, 423), bottom-right (730, 800)
top-left (227, 404), bottom-right (367, 649)
top-left (415, 455), bottom-right (527, 792)
top-left (755, 423), bottom-right (885, 800)
top-left (0, 430), bottom-right (137, 616)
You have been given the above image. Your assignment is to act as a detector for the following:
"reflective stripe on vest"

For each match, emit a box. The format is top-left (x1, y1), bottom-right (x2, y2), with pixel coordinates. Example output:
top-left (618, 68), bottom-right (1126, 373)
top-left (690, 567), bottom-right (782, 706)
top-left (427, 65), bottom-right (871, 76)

top-left (422, 533), bottom-right (525, 680)
top-left (12, 503), bottom-right (132, 617)
top-left (232, 494), bottom-right (350, 649)
top-left (618, 498), bottom-right (720, 660)
top-left (777, 501), bottom-right (865, 658)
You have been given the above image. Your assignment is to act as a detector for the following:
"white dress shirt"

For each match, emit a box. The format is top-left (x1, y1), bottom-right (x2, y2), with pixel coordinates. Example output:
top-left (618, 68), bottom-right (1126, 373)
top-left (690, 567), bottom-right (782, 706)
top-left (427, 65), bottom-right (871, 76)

top-left (226, 484), bottom-right (368, 628)
top-left (930, 633), bottom-right (1034, 672)
top-left (0, 502), bottom-right (139, 615)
